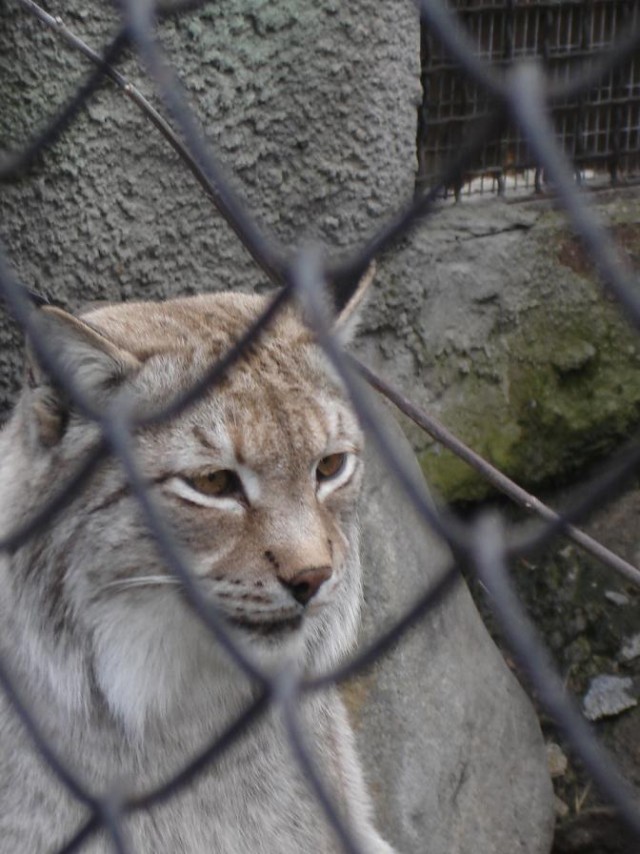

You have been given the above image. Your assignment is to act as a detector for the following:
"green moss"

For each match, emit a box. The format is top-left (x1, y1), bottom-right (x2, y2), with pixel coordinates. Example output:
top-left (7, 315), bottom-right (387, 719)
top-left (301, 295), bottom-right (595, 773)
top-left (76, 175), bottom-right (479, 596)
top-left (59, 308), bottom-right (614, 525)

top-left (418, 296), bottom-right (640, 503)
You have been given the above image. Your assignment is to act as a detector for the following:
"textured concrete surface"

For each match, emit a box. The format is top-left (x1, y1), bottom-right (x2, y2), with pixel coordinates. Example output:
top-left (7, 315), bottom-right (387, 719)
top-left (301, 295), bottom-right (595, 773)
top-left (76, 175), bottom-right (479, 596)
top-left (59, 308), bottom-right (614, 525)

top-left (0, 2), bottom-right (558, 852)
top-left (0, 0), bottom-right (419, 415)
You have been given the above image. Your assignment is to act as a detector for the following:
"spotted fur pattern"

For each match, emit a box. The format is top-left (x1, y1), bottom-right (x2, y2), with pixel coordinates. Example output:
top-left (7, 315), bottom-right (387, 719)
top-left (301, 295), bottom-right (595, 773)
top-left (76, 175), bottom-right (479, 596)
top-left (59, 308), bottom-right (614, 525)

top-left (0, 289), bottom-right (396, 853)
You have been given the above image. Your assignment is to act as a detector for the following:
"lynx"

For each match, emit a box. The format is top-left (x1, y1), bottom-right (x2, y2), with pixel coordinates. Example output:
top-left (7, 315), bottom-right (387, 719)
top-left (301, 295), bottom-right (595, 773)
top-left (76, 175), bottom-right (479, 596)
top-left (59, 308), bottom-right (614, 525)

top-left (0, 277), bottom-right (396, 853)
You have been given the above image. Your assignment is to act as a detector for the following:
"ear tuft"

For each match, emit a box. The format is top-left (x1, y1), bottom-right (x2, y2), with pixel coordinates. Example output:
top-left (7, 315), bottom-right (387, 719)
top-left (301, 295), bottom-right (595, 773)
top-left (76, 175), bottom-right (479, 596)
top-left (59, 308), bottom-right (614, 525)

top-left (24, 306), bottom-right (140, 446)
top-left (332, 262), bottom-right (376, 343)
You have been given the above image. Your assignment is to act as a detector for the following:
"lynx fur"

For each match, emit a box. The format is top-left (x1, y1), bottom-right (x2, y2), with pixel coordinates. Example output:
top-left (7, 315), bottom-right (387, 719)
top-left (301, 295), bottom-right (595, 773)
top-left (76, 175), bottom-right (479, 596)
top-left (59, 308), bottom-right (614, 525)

top-left (0, 282), bottom-right (396, 853)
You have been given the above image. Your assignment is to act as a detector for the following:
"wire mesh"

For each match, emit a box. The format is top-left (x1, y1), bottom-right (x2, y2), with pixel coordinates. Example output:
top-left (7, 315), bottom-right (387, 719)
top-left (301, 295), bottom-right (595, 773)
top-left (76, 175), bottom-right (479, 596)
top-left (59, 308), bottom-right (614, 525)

top-left (1, 0), bottom-right (640, 851)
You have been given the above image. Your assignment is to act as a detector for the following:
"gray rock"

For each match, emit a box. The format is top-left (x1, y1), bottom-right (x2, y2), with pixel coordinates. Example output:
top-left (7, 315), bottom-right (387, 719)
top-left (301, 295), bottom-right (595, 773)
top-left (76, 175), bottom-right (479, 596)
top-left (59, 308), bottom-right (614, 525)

top-left (583, 675), bottom-right (638, 721)
top-left (347, 406), bottom-right (554, 854)
top-left (619, 634), bottom-right (640, 663)
top-left (606, 591), bottom-right (630, 607)
top-left (354, 192), bottom-right (640, 503)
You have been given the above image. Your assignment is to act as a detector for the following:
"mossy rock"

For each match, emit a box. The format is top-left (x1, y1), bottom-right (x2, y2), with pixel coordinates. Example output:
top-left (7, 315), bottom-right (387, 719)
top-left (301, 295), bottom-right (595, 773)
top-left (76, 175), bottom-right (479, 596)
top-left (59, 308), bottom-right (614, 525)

top-left (417, 219), bottom-right (640, 503)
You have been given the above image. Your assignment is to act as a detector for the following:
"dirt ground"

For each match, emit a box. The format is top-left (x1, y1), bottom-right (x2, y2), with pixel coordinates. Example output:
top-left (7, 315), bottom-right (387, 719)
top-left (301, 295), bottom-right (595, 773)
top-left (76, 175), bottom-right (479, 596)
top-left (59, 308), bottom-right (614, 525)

top-left (466, 480), bottom-right (640, 854)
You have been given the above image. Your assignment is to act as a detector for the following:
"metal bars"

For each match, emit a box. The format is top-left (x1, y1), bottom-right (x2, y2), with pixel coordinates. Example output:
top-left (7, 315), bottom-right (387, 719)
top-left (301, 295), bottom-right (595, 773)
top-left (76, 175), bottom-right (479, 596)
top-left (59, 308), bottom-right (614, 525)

top-left (419, 0), bottom-right (640, 195)
top-left (1, 0), bottom-right (640, 850)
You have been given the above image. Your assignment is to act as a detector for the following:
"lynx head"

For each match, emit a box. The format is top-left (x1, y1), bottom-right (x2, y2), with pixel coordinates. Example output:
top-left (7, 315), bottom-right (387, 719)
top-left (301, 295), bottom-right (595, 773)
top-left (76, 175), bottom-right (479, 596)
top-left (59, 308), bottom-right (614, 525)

top-left (1, 273), bottom-right (373, 736)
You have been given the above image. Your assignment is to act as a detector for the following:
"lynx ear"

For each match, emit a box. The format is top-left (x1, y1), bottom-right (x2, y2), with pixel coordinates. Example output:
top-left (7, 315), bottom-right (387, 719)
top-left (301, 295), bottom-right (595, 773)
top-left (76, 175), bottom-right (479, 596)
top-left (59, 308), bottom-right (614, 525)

top-left (24, 306), bottom-right (141, 446)
top-left (331, 262), bottom-right (375, 343)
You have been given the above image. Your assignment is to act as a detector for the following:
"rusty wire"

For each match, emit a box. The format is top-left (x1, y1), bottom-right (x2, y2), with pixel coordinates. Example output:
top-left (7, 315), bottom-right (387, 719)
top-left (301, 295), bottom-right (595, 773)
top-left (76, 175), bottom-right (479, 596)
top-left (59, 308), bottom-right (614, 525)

top-left (1, 0), bottom-right (640, 850)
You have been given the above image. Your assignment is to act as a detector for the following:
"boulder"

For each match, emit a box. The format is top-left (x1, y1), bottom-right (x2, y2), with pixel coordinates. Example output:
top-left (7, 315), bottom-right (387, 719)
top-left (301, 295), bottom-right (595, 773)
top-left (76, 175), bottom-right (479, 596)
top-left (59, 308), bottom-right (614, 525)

top-left (347, 405), bottom-right (555, 853)
top-left (355, 192), bottom-right (640, 503)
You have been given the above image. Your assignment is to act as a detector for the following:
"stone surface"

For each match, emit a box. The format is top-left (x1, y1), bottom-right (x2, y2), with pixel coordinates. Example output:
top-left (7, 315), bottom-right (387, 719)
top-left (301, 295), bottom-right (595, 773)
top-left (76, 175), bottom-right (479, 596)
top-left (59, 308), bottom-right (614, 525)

top-left (355, 192), bottom-right (640, 503)
top-left (583, 675), bottom-right (638, 721)
top-left (619, 633), bottom-right (640, 663)
top-left (349, 405), bottom-right (554, 854)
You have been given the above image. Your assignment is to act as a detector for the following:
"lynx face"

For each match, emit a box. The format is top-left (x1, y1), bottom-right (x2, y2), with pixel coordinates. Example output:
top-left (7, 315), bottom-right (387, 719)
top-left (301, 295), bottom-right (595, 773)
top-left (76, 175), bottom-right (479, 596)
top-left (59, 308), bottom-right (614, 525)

top-left (6, 292), bottom-right (366, 734)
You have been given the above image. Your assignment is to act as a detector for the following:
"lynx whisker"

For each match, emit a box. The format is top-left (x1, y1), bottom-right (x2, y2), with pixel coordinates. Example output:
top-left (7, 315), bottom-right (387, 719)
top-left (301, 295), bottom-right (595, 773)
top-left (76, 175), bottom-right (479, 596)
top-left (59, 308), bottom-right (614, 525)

top-left (99, 575), bottom-right (183, 593)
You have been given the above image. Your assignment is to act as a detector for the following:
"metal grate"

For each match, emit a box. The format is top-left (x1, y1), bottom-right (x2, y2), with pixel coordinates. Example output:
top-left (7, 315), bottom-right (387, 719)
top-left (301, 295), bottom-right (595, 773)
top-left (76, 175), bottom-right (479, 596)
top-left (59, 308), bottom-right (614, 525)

top-left (418, 0), bottom-right (640, 195)
top-left (0, 0), bottom-right (640, 851)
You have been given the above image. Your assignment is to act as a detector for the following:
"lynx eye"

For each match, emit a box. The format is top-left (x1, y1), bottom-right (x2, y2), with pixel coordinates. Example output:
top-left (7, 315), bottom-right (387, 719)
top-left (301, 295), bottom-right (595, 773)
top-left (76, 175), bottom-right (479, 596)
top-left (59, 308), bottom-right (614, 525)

top-left (188, 470), bottom-right (241, 498)
top-left (316, 453), bottom-right (347, 482)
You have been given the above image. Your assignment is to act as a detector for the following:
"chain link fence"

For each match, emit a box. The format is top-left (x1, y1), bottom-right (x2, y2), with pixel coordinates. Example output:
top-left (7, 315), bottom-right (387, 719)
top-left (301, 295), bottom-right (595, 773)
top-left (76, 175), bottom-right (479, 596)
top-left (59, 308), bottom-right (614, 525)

top-left (0, 0), bottom-right (640, 851)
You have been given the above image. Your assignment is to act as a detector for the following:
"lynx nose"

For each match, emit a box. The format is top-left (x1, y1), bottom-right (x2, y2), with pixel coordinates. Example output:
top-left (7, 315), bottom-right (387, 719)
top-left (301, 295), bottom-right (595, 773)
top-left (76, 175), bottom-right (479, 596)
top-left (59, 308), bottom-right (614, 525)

top-left (281, 566), bottom-right (332, 606)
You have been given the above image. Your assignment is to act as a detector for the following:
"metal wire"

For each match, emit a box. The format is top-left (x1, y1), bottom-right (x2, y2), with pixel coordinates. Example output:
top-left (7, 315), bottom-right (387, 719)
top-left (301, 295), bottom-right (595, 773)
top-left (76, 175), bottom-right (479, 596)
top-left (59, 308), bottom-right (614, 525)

top-left (1, 0), bottom-right (640, 851)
